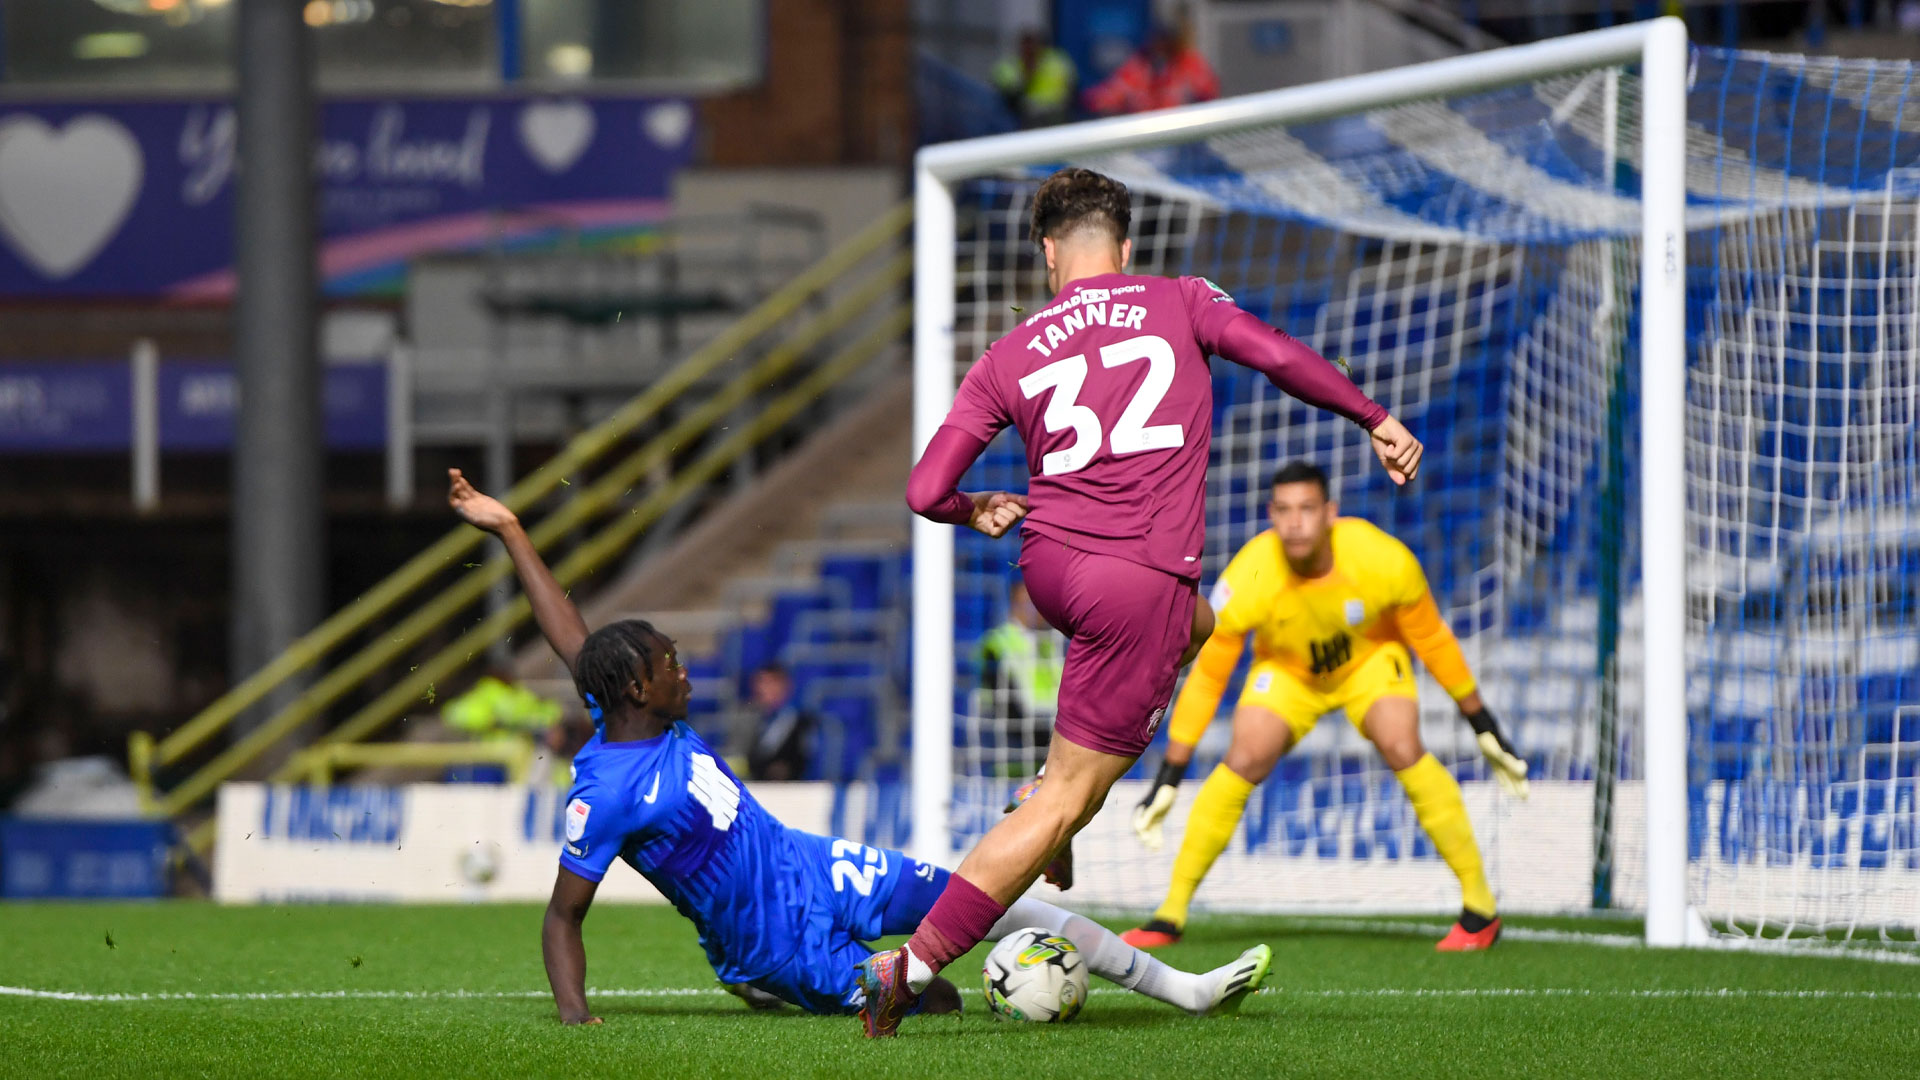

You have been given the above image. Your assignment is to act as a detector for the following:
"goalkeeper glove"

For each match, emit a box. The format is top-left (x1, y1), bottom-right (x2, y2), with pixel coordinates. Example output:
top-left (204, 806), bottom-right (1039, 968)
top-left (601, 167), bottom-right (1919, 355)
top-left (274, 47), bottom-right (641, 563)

top-left (1465, 705), bottom-right (1529, 800)
top-left (1132, 758), bottom-right (1187, 850)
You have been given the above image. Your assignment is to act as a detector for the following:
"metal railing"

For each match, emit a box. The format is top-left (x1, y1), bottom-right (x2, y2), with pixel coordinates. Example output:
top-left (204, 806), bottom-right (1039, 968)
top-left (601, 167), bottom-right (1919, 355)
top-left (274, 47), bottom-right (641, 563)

top-left (285, 738), bottom-right (539, 786)
top-left (134, 202), bottom-right (911, 849)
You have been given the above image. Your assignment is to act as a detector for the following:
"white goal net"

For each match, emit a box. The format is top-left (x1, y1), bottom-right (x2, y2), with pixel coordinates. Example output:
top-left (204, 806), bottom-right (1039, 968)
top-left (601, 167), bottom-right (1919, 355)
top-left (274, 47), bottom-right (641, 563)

top-left (912, 22), bottom-right (1920, 950)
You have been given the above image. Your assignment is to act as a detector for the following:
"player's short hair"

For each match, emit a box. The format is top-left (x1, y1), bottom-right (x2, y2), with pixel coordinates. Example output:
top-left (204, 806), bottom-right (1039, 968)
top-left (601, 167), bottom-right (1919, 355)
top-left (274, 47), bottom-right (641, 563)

top-left (575, 619), bottom-right (673, 714)
top-left (1270, 461), bottom-right (1331, 500)
top-left (1030, 168), bottom-right (1131, 249)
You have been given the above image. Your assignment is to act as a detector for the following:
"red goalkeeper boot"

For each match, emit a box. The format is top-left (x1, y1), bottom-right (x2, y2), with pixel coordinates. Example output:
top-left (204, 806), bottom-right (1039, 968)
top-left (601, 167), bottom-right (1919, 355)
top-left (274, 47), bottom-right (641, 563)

top-left (1436, 911), bottom-right (1502, 951)
top-left (1120, 919), bottom-right (1183, 949)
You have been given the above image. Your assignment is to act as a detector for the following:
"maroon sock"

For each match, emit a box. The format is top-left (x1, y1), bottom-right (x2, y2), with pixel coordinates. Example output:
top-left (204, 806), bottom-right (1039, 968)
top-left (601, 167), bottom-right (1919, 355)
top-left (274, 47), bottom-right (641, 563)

top-left (903, 875), bottom-right (1006, 987)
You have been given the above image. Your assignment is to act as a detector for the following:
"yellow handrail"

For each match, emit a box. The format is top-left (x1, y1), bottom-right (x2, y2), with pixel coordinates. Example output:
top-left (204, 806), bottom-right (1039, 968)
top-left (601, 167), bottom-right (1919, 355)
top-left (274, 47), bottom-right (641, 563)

top-left (143, 202), bottom-right (911, 781)
top-left (151, 254), bottom-right (910, 819)
top-left (181, 305), bottom-right (911, 855)
top-left (287, 738), bottom-right (537, 786)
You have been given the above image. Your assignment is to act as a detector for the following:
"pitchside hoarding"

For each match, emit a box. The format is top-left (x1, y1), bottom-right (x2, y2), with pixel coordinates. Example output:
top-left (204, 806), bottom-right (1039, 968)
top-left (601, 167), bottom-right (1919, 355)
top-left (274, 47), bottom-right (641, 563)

top-left (216, 777), bottom-right (1920, 920)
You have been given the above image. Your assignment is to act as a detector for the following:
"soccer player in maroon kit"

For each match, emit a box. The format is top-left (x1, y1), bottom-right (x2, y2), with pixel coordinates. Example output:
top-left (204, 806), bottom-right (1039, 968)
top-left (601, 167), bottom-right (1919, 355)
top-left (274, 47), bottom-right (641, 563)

top-left (856, 169), bottom-right (1422, 1036)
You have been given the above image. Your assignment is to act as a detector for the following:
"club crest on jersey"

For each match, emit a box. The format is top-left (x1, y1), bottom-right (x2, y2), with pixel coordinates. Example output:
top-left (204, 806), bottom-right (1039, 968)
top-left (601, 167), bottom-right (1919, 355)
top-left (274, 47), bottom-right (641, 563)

top-left (1344, 598), bottom-right (1365, 626)
top-left (565, 798), bottom-right (590, 842)
top-left (1146, 706), bottom-right (1166, 737)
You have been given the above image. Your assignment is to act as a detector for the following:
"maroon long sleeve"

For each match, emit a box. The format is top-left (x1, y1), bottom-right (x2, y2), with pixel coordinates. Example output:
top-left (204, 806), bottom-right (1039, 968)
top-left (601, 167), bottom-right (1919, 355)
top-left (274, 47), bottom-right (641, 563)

top-left (1213, 310), bottom-right (1388, 430)
top-left (906, 425), bottom-right (988, 524)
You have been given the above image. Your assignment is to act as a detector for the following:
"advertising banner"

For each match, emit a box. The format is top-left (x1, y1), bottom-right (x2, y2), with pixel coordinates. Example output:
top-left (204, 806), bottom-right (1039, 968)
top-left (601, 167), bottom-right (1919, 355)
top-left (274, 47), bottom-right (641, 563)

top-left (0, 95), bottom-right (695, 297)
top-left (213, 782), bottom-right (864, 905)
top-left (0, 359), bottom-right (385, 451)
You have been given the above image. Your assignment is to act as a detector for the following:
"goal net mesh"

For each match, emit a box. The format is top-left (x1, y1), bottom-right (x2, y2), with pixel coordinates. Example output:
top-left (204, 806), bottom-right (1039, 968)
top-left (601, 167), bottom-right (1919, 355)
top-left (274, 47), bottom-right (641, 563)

top-left (934, 47), bottom-right (1920, 946)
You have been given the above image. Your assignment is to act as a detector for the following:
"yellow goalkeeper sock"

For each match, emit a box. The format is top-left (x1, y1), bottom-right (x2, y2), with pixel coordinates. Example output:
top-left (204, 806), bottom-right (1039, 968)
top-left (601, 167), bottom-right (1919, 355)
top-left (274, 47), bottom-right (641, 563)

top-left (1397, 753), bottom-right (1496, 918)
top-left (1151, 764), bottom-right (1255, 929)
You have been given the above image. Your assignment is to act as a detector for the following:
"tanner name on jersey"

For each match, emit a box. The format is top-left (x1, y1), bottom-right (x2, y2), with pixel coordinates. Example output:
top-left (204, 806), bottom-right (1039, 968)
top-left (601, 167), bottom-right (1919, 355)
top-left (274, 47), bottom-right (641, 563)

top-left (1023, 284), bottom-right (1152, 358)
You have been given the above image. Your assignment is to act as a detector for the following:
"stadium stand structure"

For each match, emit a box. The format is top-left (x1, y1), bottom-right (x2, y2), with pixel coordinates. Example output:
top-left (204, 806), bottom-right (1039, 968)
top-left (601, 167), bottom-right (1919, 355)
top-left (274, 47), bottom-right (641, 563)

top-left (132, 206), bottom-right (912, 858)
top-left (519, 375), bottom-right (916, 801)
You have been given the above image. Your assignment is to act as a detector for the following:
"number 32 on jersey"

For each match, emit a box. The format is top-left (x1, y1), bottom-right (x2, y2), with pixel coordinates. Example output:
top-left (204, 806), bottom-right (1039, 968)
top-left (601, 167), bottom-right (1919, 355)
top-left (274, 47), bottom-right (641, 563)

top-left (1018, 333), bottom-right (1185, 476)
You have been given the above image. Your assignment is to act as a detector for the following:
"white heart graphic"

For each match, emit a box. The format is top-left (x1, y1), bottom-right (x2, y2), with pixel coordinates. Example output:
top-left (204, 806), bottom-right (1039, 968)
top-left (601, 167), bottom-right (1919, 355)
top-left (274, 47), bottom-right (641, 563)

top-left (519, 100), bottom-right (595, 175)
top-left (642, 102), bottom-right (693, 150)
top-left (0, 114), bottom-right (143, 280)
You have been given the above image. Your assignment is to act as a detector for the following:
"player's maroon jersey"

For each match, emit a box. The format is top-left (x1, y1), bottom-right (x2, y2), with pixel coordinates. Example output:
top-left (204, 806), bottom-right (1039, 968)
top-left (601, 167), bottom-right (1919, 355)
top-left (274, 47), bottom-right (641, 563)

top-left (913, 272), bottom-right (1387, 581)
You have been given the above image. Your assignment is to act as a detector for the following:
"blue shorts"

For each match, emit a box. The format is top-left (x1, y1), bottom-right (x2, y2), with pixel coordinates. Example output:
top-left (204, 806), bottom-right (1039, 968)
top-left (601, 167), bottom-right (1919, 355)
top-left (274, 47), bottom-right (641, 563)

top-left (747, 833), bottom-right (950, 1014)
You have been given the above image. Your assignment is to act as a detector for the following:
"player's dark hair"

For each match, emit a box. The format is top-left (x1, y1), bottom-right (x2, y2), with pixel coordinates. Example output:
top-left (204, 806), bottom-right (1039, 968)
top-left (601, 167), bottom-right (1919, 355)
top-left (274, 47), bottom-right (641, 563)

top-left (1270, 461), bottom-right (1331, 499)
top-left (574, 619), bottom-right (672, 714)
top-left (1030, 168), bottom-right (1131, 249)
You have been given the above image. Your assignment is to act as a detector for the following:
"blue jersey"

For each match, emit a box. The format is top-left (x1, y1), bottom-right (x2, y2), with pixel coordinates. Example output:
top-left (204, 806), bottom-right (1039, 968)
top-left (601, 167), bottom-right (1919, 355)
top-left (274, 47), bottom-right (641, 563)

top-left (561, 723), bottom-right (812, 984)
top-left (558, 722), bottom-right (948, 1008)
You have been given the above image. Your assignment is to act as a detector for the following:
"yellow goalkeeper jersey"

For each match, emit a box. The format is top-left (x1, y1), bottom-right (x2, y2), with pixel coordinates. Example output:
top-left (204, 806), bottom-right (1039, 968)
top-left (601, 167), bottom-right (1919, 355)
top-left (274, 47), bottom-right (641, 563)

top-left (1170, 518), bottom-right (1476, 743)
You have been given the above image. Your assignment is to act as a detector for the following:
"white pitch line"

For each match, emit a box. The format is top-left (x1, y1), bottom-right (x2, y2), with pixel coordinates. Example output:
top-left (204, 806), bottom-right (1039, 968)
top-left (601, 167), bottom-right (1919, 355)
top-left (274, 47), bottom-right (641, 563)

top-left (1275, 918), bottom-right (1920, 965)
top-left (1264, 987), bottom-right (1920, 1000)
top-left (0, 987), bottom-right (719, 1003)
top-left (8, 985), bottom-right (1920, 1004)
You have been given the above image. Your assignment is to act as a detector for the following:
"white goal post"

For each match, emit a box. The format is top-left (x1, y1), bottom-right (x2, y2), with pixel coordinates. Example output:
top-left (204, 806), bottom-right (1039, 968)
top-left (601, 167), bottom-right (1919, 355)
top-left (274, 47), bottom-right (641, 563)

top-left (914, 18), bottom-right (1918, 950)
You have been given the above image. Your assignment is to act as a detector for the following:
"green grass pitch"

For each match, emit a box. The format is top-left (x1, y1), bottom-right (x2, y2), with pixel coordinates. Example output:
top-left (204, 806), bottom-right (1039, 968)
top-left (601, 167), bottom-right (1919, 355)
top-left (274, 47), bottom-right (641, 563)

top-left (3, 903), bottom-right (1914, 1078)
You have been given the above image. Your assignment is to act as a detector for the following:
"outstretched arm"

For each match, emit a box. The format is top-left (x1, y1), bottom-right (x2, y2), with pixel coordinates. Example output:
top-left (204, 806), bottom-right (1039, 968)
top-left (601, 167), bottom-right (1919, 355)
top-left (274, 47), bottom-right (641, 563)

top-left (1394, 588), bottom-right (1527, 799)
top-left (1213, 315), bottom-right (1423, 485)
top-left (542, 867), bottom-right (601, 1024)
top-left (1185, 277), bottom-right (1423, 485)
top-left (448, 468), bottom-right (590, 674)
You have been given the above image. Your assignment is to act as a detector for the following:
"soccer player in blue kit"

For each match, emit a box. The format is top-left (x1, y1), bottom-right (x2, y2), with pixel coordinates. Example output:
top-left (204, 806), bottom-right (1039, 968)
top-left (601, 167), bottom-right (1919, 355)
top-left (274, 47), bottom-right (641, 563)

top-left (446, 469), bottom-right (1271, 1024)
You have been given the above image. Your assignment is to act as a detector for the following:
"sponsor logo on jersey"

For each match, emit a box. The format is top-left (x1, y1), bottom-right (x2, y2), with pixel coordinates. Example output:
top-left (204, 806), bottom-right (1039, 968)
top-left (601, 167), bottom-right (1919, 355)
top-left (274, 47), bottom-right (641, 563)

top-left (688, 753), bottom-right (741, 830)
top-left (1309, 633), bottom-right (1353, 676)
top-left (1252, 670), bottom-right (1274, 693)
top-left (565, 798), bottom-right (590, 842)
top-left (1023, 286), bottom-right (1111, 326)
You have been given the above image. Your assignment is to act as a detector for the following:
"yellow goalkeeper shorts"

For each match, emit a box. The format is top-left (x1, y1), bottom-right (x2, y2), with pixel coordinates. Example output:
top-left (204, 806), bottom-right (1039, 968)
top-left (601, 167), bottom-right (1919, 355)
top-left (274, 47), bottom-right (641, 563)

top-left (1236, 642), bottom-right (1418, 743)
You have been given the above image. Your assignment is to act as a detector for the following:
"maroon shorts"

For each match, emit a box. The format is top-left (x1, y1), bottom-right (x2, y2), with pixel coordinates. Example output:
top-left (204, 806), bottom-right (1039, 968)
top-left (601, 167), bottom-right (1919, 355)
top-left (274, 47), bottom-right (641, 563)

top-left (1019, 532), bottom-right (1198, 758)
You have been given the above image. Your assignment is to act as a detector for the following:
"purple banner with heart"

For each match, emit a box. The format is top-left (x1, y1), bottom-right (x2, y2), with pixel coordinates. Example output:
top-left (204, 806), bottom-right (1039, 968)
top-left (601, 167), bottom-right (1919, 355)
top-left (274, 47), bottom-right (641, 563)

top-left (0, 359), bottom-right (385, 452)
top-left (0, 95), bottom-right (696, 298)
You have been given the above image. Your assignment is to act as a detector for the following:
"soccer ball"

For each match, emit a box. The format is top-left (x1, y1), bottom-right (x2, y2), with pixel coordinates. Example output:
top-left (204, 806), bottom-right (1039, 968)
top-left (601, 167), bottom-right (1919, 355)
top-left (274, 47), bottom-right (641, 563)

top-left (982, 928), bottom-right (1089, 1022)
top-left (458, 842), bottom-right (499, 885)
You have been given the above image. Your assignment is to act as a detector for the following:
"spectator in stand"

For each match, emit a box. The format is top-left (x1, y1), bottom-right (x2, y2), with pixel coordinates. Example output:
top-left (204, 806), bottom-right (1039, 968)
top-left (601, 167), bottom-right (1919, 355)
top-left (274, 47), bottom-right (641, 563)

top-left (745, 663), bottom-right (818, 782)
top-left (976, 578), bottom-right (1065, 766)
top-left (993, 29), bottom-right (1078, 128)
top-left (1083, 20), bottom-right (1220, 116)
top-left (442, 665), bottom-right (564, 742)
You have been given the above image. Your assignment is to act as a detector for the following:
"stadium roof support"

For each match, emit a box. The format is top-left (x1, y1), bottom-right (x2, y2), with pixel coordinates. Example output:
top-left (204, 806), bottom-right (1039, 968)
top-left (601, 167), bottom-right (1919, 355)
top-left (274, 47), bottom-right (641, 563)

top-left (231, 0), bottom-right (325, 746)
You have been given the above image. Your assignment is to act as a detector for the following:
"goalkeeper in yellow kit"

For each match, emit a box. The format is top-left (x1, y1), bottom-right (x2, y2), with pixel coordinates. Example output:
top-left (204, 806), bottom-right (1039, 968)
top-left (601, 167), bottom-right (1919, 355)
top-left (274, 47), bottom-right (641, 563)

top-left (1120, 462), bottom-right (1528, 952)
